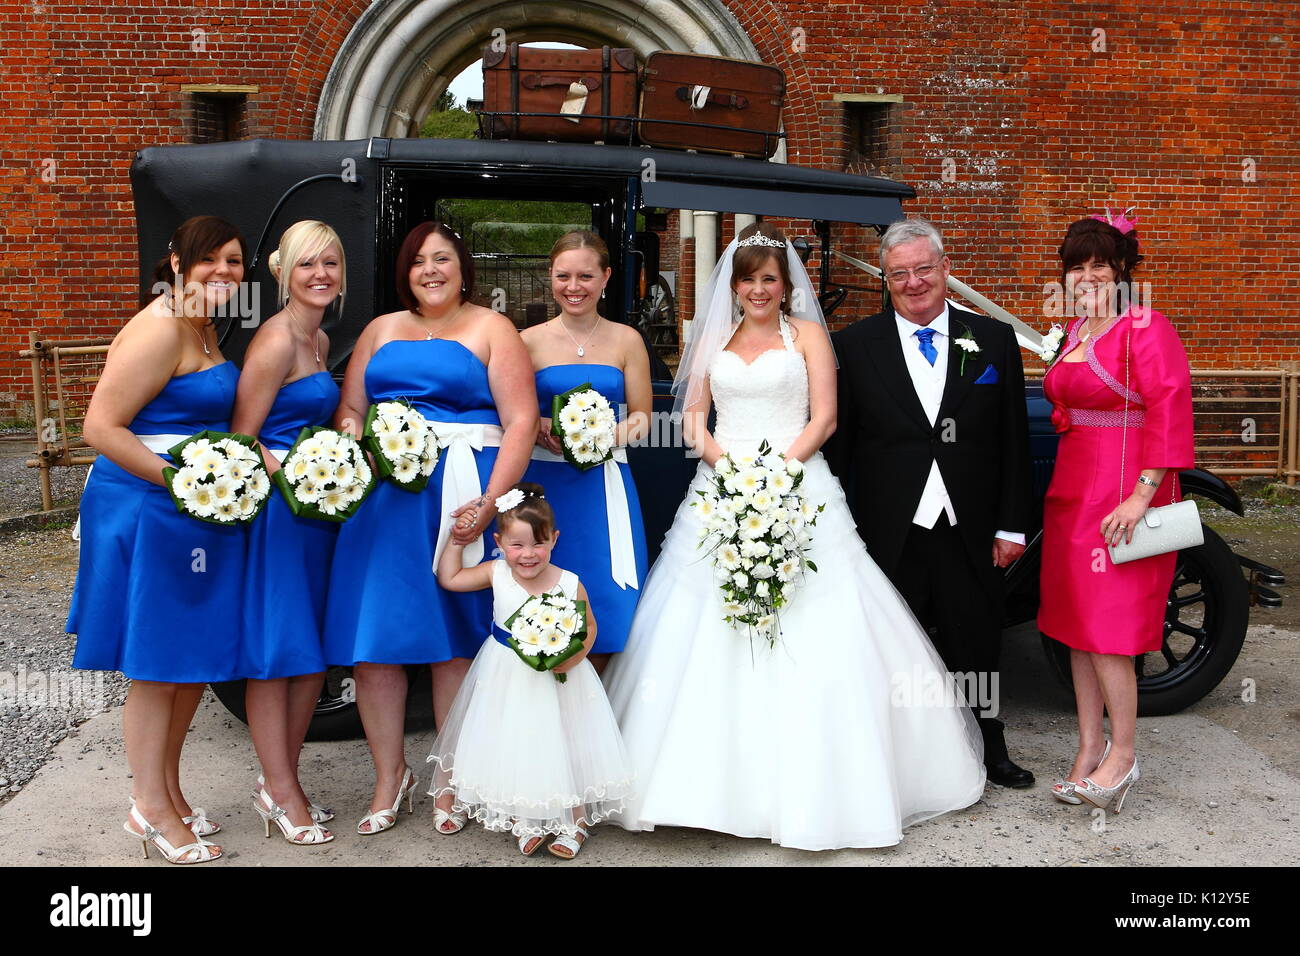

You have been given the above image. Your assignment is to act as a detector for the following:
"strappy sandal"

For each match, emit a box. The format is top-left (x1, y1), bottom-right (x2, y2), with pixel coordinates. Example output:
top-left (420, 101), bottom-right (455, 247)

top-left (182, 806), bottom-right (222, 837)
top-left (356, 767), bottom-right (417, 835)
top-left (434, 806), bottom-right (467, 835)
top-left (123, 805), bottom-right (222, 864)
top-left (547, 822), bottom-right (589, 860)
top-left (254, 788), bottom-right (334, 844)
top-left (256, 773), bottom-right (334, 823)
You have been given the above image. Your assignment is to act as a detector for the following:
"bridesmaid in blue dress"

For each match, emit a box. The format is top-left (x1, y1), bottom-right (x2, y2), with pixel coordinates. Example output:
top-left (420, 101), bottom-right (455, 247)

top-left (521, 231), bottom-right (651, 673)
top-left (229, 221), bottom-right (345, 845)
top-left (324, 221), bottom-right (537, 836)
top-left (67, 216), bottom-right (248, 864)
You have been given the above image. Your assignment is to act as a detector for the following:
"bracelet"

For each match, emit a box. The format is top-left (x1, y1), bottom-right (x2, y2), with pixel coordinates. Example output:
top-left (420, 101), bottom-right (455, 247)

top-left (1136, 475), bottom-right (1158, 488)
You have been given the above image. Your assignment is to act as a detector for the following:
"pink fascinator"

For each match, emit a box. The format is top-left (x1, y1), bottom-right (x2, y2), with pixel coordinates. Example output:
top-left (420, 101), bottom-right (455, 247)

top-left (1090, 206), bottom-right (1139, 236)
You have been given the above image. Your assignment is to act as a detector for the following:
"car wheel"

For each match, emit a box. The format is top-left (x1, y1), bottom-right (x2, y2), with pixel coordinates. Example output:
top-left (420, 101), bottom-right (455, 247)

top-left (1040, 524), bottom-right (1249, 716)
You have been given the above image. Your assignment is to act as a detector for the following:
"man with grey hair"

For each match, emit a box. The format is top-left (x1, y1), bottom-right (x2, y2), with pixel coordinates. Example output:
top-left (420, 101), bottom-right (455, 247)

top-left (826, 217), bottom-right (1035, 788)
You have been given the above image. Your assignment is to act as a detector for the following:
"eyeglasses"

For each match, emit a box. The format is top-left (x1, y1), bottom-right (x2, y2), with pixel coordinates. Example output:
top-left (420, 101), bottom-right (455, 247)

top-left (884, 262), bottom-right (942, 284)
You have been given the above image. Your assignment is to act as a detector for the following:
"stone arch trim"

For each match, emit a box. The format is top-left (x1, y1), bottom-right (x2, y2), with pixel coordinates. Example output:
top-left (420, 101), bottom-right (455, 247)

top-left (314, 0), bottom-right (761, 140)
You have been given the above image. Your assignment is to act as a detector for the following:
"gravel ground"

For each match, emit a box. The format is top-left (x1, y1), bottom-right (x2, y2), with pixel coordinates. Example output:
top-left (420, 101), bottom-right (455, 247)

top-left (0, 436), bottom-right (89, 519)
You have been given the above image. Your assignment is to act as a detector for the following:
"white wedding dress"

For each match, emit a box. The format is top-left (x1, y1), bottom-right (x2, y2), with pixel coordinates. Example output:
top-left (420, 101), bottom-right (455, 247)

top-left (603, 318), bottom-right (986, 850)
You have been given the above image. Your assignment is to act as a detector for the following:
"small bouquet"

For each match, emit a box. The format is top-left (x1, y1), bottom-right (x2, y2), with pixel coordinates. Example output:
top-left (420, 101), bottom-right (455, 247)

top-left (362, 399), bottom-right (440, 492)
top-left (272, 426), bottom-right (375, 521)
top-left (550, 383), bottom-right (616, 471)
top-left (691, 440), bottom-right (823, 648)
top-left (1039, 323), bottom-right (1067, 366)
top-left (162, 431), bottom-right (272, 525)
top-left (502, 591), bottom-right (589, 683)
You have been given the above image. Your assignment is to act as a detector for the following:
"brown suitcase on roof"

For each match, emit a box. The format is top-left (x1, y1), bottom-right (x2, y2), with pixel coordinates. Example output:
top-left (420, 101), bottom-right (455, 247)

top-left (481, 43), bottom-right (637, 143)
top-left (638, 52), bottom-right (785, 158)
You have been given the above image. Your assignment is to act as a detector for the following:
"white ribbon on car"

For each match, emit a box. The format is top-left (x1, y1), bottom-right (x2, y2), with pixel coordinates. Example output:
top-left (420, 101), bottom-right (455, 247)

top-left (72, 432), bottom-right (192, 541)
top-left (430, 421), bottom-right (504, 568)
top-left (529, 445), bottom-right (639, 590)
top-left (689, 85), bottom-right (711, 110)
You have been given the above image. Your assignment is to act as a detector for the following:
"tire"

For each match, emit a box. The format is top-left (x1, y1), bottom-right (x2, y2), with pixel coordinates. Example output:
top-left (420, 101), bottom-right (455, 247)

top-left (211, 665), bottom-right (431, 749)
top-left (1041, 524), bottom-right (1249, 716)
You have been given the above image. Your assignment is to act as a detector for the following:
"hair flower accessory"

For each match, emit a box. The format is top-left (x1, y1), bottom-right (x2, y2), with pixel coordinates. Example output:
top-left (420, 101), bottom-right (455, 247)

top-left (495, 488), bottom-right (525, 512)
top-left (1090, 206), bottom-right (1139, 236)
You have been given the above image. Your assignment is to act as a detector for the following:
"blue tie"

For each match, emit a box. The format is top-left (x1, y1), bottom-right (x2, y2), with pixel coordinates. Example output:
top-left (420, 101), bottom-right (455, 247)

top-left (915, 328), bottom-right (938, 366)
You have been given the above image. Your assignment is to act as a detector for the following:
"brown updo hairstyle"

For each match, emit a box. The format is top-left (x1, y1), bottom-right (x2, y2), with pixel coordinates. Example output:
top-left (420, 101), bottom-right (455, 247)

top-left (394, 220), bottom-right (474, 314)
top-left (148, 215), bottom-right (247, 305)
top-left (731, 222), bottom-right (793, 312)
top-left (1058, 217), bottom-right (1143, 285)
top-left (549, 230), bottom-right (610, 271)
top-left (495, 481), bottom-right (556, 542)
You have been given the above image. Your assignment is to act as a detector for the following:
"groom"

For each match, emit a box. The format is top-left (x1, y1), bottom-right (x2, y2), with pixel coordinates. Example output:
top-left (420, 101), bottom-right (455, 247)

top-left (826, 218), bottom-right (1035, 788)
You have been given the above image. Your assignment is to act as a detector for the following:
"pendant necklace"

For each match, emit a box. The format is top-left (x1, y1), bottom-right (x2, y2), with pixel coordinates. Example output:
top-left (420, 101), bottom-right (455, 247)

top-left (423, 302), bottom-right (467, 341)
top-left (287, 306), bottom-right (321, 366)
top-left (558, 316), bottom-right (599, 357)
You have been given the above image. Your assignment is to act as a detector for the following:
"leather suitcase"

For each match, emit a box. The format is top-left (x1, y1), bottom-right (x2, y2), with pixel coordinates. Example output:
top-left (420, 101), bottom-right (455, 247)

top-left (481, 43), bottom-right (637, 143)
top-left (638, 52), bottom-right (785, 158)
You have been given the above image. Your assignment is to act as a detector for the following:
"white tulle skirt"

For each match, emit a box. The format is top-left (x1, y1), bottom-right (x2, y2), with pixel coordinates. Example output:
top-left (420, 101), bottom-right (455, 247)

top-left (603, 451), bottom-right (987, 851)
top-left (427, 638), bottom-right (636, 838)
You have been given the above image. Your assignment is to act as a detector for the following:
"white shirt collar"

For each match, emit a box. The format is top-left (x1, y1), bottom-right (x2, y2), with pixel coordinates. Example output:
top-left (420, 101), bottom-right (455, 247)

top-left (894, 304), bottom-right (950, 340)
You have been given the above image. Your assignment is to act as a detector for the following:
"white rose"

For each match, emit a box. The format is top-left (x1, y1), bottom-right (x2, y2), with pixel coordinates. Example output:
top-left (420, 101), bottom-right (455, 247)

top-left (755, 580), bottom-right (770, 599)
top-left (785, 458), bottom-right (803, 476)
top-left (751, 562), bottom-right (775, 580)
top-left (732, 571), bottom-right (749, 590)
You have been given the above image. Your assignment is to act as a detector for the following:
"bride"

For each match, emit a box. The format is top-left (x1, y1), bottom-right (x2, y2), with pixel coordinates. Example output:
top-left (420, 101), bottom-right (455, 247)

top-left (603, 222), bottom-right (986, 850)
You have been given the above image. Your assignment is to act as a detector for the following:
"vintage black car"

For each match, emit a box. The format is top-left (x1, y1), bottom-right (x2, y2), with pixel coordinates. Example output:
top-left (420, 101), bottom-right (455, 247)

top-left (128, 136), bottom-right (1284, 736)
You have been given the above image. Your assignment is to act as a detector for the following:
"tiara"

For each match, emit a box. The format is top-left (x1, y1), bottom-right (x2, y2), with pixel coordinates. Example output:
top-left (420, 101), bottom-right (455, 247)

top-left (738, 234), bottom-right (785, 248)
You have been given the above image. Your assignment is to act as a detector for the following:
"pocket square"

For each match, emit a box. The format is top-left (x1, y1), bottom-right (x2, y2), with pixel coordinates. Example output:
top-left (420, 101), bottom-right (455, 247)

top-left (974, 364), bottom-right (999, 385)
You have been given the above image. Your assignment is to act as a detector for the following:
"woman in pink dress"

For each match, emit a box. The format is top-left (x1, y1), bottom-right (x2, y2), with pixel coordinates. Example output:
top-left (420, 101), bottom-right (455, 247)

top-left (1038, 214), bottom-right (1193, 813)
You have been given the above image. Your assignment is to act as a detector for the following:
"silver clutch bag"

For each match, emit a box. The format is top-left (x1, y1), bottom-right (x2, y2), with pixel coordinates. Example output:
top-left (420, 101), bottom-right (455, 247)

top-left (1108, 499), bottom-right (1203, 564)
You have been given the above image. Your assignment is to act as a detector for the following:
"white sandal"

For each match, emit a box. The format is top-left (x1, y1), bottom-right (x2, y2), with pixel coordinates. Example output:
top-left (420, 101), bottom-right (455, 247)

top-left (123, 805), bottom-right (222, 864)
top-left (547, 823), bottom-right (589, 860)
top-left (517, 832), bottom-right (546, 856)
top-left (256, 773), bottom-right (334, 823)
top-left (254, 788), bottom-right (334, 844)
top-left (356, 768), bottom-right (417, 835)
top-left (434, 806), bottom-right (467, 835)
top-left (182, 806), bottom-right (221, 837)
top-left (1052, 740), bottom-right (1111, 805)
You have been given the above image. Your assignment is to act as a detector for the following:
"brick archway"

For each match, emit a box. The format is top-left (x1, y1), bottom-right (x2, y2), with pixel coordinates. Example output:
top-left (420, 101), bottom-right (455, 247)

top-left (314, 0), bottom-right (760, 140)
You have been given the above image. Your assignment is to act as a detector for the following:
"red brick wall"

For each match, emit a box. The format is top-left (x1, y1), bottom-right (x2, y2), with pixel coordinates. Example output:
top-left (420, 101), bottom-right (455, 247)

top-left (2, 1), bottom-right (1296, 420)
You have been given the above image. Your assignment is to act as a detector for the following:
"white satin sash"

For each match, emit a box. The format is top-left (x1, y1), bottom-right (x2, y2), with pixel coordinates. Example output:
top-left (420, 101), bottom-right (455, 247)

top-left (430, 421), bottom-right (504, 568)
top-left (529, 446), bottom-right (639, 590)
top-left (72, 433), bottom-right (194, 541)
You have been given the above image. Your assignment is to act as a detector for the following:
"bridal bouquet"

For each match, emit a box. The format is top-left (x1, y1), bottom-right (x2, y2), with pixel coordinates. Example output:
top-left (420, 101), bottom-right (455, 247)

top-left (162, 431), bottom-right (271, 525)
top-left (362, 399), bottom-right (440, 492)
top-left (272, 426), bottom-right (375, 521)
top-left (502, 592), bottom-right (589, 683)
top-left (691, 440), bottom-right (823, 648)
top-left (551, 383), bottom-right (616, 470)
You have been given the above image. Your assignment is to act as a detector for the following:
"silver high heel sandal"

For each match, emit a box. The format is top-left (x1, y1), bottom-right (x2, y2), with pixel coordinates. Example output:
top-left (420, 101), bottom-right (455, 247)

top-left (255, 773), bottom-right (334, 823)
top-left (434, 806), bottom-right (467, 835)
top-left (123, 805), bottom-right (222, 864)
top-left (1075, 757), bottom-right (1140, 814)
top-left (1052, 740), bottom-right (1111, 805)
top-left (356, 767), bottom-right (417, 835)
top-left (254, 788), bottom-right (334, 844)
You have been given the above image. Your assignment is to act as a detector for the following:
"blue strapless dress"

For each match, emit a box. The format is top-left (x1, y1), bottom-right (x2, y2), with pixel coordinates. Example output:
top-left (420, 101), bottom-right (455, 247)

top-left (323, 340), bottom-right (499, 665)
top-left (240, 371), bottom-right (340, 679)
top-left (525, 364), bottom-right (648, 654)
top-left (67, 362), bottom-right (246, 683)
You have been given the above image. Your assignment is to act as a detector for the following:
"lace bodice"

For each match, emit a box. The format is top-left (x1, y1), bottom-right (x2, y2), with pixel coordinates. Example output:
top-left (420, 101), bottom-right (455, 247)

top-left (708, 316), bottom-right (809, 455)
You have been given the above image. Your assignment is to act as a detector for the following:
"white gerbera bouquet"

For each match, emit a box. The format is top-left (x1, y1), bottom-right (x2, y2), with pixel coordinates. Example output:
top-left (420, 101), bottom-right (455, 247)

top-left (273, 426), bottom-right (375, 521)
top-left (362, 399), bottom-right (440, 492)
top-left (690, 440), bottom-right (823, 648)
top-left (502, 591), bottom-right (589, 683)
top-left (550, 383), bottom-right (616, 471)
top-left (163, 431), bottom-right (271, 525)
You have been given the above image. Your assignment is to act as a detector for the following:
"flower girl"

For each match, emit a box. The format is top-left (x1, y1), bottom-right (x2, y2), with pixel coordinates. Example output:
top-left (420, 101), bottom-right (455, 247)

top-left (429, 482), bottom-right (634, 858)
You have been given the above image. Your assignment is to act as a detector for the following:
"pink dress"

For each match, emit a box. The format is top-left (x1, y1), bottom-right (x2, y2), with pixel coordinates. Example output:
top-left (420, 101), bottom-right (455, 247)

top-left (1037, 307), bottom-right (1194, 654)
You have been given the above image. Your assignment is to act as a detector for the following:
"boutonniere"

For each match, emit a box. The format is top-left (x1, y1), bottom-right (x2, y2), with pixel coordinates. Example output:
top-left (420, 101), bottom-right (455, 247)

top-left (1039, 323), bottom-right (1066, 367)
top-left (953, 322), bottom-right (981, 374)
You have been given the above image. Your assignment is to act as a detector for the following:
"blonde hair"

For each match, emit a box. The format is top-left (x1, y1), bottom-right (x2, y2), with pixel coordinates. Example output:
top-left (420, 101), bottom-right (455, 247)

top-left (267, 220), bottom-right (346, 310)
top-left (549, 230), bottom-right (610, 271)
